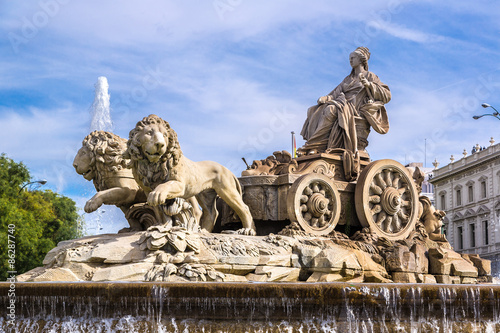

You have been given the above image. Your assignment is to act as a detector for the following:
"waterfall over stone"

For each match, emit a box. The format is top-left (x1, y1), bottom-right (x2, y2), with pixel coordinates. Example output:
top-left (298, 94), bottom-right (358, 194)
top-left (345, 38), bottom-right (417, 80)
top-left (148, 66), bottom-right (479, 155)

top-left (89, 76), bottom-right (112, 132)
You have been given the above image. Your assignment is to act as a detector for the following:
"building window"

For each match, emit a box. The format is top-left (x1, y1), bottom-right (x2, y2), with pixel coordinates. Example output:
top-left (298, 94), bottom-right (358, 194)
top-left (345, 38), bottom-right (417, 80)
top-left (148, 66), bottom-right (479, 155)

top-left (470, 223), bottom-right (475, 248)
top-left (483, 220), bottom-right (489, 245)
top-left (440, 194), bottom-right (446, 210)
top-left (468, 185), bottom-right (474, 203)
top-left (456, 189), bottom-right (462, 206)
top-left (481, 181), bottom-right (487, 199)
top-left (457, 226), bottom-right (463, 249)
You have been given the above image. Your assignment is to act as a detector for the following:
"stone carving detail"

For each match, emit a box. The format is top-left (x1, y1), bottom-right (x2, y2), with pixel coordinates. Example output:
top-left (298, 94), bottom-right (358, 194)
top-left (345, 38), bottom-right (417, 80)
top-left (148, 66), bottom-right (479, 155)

top-left (418, 196), bottom-right (446, 242)
top-left (242, 150), bottom-right (335, 179)
top-left (146, 263), bottom-right (225, 282)
top-left (138, 226), bottom-right (201, 253)
top-left (242, 151), bottom-right (298, 176)
top-left (125, 114), bottom-right (256, 236)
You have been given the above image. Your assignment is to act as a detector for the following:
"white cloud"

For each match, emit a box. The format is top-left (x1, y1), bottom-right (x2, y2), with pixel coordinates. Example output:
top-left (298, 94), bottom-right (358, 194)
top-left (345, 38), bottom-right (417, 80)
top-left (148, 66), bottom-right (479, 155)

top-left (367, 21), bottom-right (445, 43)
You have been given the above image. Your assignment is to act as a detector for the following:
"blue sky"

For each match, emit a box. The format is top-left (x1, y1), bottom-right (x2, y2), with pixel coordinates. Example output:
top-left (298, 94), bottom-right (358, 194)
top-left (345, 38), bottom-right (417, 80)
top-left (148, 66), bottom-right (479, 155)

top-left (1, 1), bottom-right (499, 233)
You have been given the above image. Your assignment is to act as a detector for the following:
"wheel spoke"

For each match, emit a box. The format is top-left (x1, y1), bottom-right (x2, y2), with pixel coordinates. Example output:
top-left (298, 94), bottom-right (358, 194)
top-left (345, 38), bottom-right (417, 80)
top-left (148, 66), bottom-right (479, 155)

top-left (375, 173), bottom-right (387, 189)
top-left (318, 215), bottom-right (327, 227)
top-left (397, 186), bottom-right (406, 196)
top-left (369, 195), bottom-right (381, 204)
top-left (397, 210), bottom-right (408, 223)
top-left (384, 170), bottom-right (392, 188)
top-left (376, 211), bottom-right (387, 226)
top-left (370, 183), bottom-right (383, 195)
top-left (393, 214), bottom-right (401, 231)
top-left (401, 200), bottom-right (411, 207)
top-left (371, 204), bottom-right (382, 216)
top-left (384, 215), bottom-right (393, 232)
top-left (392, 174), bottom-right (400, 189)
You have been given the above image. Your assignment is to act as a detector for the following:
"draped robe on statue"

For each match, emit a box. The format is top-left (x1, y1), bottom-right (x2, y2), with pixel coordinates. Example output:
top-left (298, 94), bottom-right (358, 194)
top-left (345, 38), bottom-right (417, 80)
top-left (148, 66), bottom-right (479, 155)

top-left (300, 71), bottom-right (391, 154)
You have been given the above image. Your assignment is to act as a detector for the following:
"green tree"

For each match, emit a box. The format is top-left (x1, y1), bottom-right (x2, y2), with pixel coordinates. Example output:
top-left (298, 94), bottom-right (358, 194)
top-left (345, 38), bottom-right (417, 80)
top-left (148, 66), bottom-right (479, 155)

top-left (0, 154), bottom-right (84, 281)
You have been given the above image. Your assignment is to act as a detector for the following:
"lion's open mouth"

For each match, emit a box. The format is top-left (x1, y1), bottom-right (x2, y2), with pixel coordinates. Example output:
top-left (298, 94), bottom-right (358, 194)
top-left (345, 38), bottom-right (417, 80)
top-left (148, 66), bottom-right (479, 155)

top-left (81, 169), bottom-right (94, 180)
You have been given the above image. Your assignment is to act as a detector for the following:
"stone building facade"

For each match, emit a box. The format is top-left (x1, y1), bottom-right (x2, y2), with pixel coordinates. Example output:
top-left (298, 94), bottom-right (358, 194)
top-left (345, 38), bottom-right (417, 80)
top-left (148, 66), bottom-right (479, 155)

top-left (430, 140), bottom-right (500, 276)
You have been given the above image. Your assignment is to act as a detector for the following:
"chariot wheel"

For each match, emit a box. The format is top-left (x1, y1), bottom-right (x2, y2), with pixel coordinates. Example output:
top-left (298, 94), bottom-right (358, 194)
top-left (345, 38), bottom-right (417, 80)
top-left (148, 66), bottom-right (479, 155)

top-left (355, 159), bottom-right (419, 240)
top-left (287, 173), bottom-right (341, 236)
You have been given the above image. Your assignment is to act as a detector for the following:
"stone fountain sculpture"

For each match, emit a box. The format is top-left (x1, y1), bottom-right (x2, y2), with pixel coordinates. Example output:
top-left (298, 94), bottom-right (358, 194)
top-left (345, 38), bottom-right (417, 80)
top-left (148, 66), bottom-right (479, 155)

top-left (18, 48), bottom-right (492, 285)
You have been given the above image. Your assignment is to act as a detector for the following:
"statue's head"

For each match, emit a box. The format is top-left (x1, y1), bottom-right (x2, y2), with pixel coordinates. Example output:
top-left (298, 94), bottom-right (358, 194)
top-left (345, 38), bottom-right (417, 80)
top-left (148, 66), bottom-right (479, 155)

top-left (125, 114), bottom-right (181, 165)
top-left (73, 131), bottom-right (128, 189)
top-left (350, 46), bottom-right (370, 71)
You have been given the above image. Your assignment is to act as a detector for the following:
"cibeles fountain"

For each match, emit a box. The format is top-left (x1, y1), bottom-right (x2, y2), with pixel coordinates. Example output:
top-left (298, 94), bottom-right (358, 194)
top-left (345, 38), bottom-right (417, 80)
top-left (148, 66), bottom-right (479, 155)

top-left (2, 47), bottom-right (500, 332)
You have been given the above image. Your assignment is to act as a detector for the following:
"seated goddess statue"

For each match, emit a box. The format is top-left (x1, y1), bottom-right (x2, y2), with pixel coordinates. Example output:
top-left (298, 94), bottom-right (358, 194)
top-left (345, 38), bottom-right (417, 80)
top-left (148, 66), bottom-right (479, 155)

top-left (299, 47), bottom-right (391, 157)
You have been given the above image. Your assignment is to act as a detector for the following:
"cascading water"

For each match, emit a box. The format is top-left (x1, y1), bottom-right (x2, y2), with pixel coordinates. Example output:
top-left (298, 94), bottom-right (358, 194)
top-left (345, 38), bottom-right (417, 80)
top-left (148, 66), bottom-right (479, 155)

top-left (89, 76), bottom-right (113, 132)
top-left (1, 282), bottom-right (499, 332)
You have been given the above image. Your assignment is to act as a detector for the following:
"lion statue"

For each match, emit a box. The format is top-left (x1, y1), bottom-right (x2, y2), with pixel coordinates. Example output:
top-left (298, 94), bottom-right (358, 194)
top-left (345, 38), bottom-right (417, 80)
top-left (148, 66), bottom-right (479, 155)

top-left (73, 131), bottom-right (147, 231)
top-left (124, 114), bottom-right (256, 235)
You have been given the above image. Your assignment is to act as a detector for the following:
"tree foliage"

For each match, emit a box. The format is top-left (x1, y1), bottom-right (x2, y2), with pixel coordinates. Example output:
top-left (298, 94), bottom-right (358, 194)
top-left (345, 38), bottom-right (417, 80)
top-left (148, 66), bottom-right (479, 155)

top-left (0, 154), bottom-right (83, 281)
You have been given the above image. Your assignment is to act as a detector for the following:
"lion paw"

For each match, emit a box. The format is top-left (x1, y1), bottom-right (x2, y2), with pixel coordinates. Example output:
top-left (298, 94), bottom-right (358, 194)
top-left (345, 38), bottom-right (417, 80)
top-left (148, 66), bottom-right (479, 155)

top-left (236, 228), bottom-right (256, 236)
top-left (84, 199), bottom-right (101, 213)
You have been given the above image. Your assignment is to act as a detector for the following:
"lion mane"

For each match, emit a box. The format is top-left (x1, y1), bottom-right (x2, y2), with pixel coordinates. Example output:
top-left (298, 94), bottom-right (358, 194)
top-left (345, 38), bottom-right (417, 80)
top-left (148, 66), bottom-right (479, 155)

top-left (81, 130), bottom-right (128, 191)
top-left (125, 114), bottom-right (182, 189)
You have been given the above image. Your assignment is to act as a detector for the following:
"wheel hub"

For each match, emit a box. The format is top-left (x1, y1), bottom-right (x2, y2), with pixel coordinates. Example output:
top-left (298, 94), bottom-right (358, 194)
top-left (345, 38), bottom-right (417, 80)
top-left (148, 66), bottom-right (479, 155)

top-left (380, 187), bottom-right (401, 216)
top-left (307, 193), bottom-right (329, 217)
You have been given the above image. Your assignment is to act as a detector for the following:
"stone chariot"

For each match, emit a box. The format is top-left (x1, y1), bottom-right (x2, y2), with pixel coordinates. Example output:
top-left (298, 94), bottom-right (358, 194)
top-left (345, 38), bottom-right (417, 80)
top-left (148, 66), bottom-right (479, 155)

top-left (224, 149), bottom-right (419, 241)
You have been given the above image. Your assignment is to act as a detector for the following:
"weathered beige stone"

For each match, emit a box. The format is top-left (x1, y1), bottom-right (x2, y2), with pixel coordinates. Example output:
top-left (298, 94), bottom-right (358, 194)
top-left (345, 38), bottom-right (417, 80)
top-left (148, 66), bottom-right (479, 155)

top-left (219, 256), bottom-right (260, 265)
top-left (462, 254), bottom-right (491, 276)
top-left (385, 245), bottom-right (416, 273)
top-left (450, 260), bottom-right (478, 278)
top-left (229, 265), bottom-right (257, 275)
top-left (32, 267), bottom-right (81, 282)
top-left (210, 264), bottom-right (233, 273)
top-left (363, 271), bottom-right (393, 283)
top-left (310, 247), bottom-right (361, 273)
top-left (254, 266), bottom-right (300, 281)
top-left (428, 249), bottom-right (478, 278)
top-left (435, 275), bottom-right (460, 284)
top-left (93, 235), bottom-right (147, 264)
top-left (410, 244), bottom-right (428, 274)
top-left (62, 262), bottom-right (96, 281)
top-left (392, 272), bottom-right (417, 284)
top-left (16, 267), bottom-right (45, 282)
top-left (276, 268), bottom-right (300, 282)
top-left (291, 254), bottom-right (301, 268)
top-left (460, 277), bottom-right (477, 284)
top-left (293, 244), bottom-right (322, 267)
top-left (246, 273), bottom-right (268, 282)
top-left (352, 250), bottom-right (388, 278)
top-left (307, 272), bottom-right (344, 282)
top-left (192, 247), bottom-right (218, 264)
top-left (223, 274), bottom-right (248, 282)
top-left (92, 262), bottom-right (154, 281)
top-left (258, 254), bottom-right (291, 267)
top-left (416, 273), bottom-right (437, 284)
